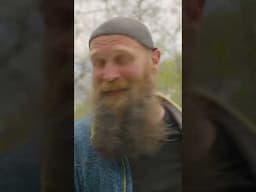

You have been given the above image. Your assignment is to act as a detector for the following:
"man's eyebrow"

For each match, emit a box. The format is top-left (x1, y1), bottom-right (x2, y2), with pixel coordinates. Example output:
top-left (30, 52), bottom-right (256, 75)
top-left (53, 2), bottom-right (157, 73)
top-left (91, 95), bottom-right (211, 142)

top-left (89, 50), bottom-right (99, 58)
top-left (112, 46), bottom-right (135, 54)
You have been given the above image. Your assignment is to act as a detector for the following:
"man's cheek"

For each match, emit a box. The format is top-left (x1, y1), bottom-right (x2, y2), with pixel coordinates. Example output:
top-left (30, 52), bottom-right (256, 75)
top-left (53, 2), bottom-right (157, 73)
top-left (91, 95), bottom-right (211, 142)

top-left (92, 75), bottom-right (101, 89)
top-left (121, 65), bottom-right (144, 81)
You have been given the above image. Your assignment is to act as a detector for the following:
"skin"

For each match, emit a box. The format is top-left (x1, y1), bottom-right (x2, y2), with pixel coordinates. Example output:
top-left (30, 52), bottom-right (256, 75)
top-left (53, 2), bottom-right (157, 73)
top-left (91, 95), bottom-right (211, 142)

top-left (89, 35), bottom-right (169, 159)
top-left (90, 34), bottom-right (165, 121)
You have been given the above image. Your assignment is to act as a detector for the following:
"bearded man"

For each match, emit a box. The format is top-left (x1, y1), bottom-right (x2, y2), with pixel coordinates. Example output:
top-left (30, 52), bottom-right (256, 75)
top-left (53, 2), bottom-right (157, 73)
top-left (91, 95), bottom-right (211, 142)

top-left (74, 17), bottom-right (182, 192)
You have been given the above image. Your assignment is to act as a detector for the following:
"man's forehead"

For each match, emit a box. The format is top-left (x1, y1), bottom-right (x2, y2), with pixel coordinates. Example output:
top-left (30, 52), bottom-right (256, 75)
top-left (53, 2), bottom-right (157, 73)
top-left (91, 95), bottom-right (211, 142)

top-left (90, 35), bottom-right (145, 48)
top-left (90, 45), bottom-right (136, 58)
top-left (90, 35), bottom-right (145, 57)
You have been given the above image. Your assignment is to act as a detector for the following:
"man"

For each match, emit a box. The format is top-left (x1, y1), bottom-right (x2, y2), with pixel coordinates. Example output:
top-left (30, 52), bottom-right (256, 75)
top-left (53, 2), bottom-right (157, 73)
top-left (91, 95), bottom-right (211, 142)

top-left (183, 0), bottom-right (256, 191)
top-left (75, 17), bottom-right (182, 192)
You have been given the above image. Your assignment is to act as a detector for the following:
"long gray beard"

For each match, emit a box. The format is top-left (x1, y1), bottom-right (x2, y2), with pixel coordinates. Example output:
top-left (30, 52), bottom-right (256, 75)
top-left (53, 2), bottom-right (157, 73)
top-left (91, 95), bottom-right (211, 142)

top-left (91, 95), bottom-right (170, 160)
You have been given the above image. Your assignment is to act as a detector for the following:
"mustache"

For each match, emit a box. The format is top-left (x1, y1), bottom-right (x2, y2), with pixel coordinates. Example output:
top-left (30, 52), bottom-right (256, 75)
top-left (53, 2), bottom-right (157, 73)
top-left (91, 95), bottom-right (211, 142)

top-left (96, 82), bottom-right (130, 94)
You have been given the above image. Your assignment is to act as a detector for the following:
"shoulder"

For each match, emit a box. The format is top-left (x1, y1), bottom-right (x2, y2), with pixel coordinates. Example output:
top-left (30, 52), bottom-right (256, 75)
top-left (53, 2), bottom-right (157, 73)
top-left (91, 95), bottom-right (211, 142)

top-left (74, 116), bottom-right (99, 191)
top-left (155, 92), bottom-right (182, 129)
top-left (74, 116), bottom-right (92, 142)
top-left (74, 116), bottom-right (93, 160)
top-left (74, 116), bottom-right (97, 165)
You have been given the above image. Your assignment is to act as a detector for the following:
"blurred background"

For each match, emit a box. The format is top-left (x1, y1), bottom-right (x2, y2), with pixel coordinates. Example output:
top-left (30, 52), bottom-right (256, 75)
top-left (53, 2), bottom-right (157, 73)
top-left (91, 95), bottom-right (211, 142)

top-left (74, 0), bottom-right (182, 120)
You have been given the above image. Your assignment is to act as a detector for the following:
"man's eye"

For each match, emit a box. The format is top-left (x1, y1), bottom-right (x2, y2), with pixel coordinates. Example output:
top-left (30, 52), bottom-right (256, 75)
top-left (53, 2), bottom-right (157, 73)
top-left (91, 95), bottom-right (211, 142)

top-left (92, 59), bottom-right (105, 68)
top-left (115, 56), bottom-right (130, 65)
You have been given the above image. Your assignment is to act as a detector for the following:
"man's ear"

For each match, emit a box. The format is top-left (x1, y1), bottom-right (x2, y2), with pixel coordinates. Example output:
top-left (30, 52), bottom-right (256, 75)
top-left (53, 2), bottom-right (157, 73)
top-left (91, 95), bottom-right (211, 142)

top-left (151, 48), bottom-right (161, 71)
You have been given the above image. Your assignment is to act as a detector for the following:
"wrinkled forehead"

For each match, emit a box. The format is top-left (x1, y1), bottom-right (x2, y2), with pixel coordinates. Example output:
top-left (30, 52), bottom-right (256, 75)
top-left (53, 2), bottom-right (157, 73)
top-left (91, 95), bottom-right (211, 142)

top-left (90, 35), bottom-right (146, 50)
top-left (90, 35), bottom-right (148, 56)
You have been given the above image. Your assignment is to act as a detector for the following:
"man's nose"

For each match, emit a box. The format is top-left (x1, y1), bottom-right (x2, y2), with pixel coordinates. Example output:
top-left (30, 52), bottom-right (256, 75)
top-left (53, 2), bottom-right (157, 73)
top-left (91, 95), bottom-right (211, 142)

top-left (102, 63), bottom-right (120, 82)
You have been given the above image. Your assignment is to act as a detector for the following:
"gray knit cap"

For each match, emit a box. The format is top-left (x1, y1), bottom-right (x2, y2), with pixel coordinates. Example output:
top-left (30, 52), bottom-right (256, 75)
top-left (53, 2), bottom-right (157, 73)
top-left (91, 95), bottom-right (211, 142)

top-left (89, 17), bottom-right (155, 49)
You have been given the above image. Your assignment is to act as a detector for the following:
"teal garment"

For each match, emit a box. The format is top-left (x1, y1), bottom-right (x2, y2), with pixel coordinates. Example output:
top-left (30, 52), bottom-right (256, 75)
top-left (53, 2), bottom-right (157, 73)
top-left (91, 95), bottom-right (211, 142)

top-left (74, 117), bottom-right (133, 192)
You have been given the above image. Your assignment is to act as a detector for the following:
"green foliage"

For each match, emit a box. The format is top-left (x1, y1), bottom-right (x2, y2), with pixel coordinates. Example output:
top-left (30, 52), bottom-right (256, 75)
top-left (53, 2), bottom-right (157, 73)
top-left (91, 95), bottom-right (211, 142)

top-left (74, 101), bottom-right (90, 120)
top-left (157, 55), bottom-right (182, 107)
